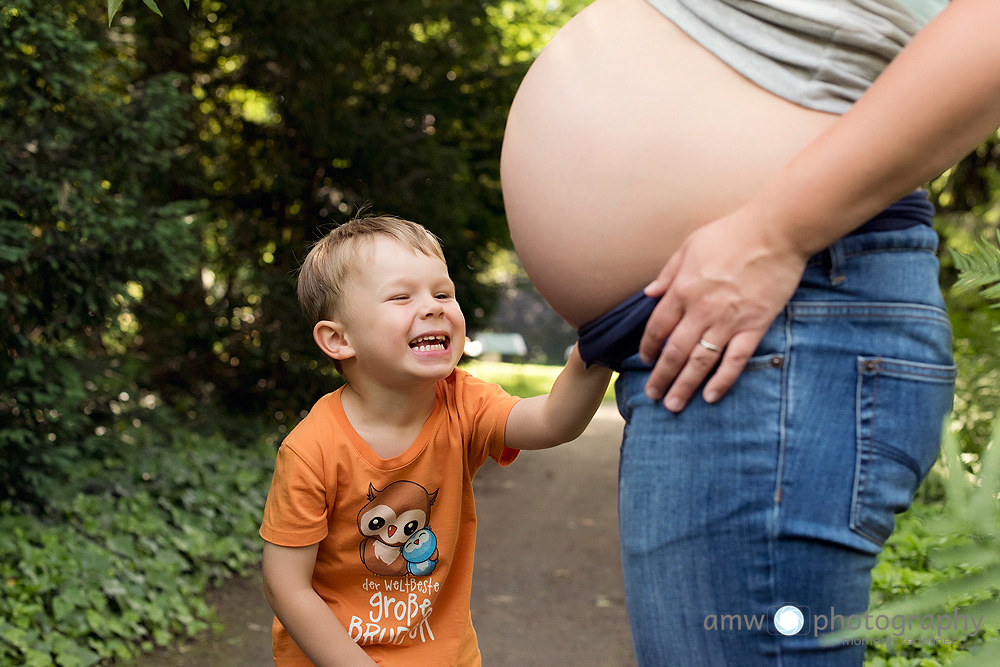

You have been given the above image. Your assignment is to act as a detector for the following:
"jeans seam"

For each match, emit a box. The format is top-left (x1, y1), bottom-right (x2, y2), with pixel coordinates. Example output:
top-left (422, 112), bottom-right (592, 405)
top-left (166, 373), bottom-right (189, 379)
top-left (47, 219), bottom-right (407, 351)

top-left (805, 246), bottom-right (936, 268)
top-left (868, 441), bottom-right (922, 478)
top-left (842, 247), bottom-right (936, 260)
top-left (790, 305), bottom-right (950, 321)
top-left (853, 370), bottom-right (878, 542)
top-left (862, 357), bottom-right (958, 382)
top-left (795, 313), bottom-right (950, 324)
top-left (768, 309), bottom-right (792, 664)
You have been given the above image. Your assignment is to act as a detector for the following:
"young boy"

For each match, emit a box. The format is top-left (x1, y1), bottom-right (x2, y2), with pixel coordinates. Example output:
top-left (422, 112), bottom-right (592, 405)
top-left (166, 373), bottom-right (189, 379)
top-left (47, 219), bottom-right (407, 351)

top-left (259, 216), bottom-right (612, 667)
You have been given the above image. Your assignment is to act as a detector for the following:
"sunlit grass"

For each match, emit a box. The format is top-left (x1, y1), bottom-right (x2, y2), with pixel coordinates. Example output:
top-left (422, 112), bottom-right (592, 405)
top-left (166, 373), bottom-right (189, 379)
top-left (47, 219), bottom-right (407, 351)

top-left (460, 359), bottom-right (616, 402)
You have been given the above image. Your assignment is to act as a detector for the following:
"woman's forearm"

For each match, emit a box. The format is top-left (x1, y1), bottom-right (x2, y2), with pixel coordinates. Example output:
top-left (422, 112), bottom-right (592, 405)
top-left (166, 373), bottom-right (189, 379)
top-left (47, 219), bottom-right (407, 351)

top-left (753, 0), bottom-right (1000, 257)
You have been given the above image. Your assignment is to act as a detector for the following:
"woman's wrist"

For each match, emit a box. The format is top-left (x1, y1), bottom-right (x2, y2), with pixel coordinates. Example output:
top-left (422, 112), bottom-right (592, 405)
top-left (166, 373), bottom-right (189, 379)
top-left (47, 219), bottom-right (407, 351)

top-left (743, 162), bottom-right (879, 261)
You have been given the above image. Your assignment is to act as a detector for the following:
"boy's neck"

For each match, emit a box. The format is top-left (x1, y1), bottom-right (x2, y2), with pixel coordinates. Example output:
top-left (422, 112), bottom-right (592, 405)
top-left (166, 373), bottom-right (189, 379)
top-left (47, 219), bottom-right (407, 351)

top-left (340, 379), bottom-right (439, 458)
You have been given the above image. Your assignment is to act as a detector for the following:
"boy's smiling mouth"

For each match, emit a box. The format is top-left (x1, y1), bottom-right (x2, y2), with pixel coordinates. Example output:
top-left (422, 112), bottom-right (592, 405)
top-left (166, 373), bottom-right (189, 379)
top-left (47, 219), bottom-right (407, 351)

top-left (409, 334), bottom-right (449, 352)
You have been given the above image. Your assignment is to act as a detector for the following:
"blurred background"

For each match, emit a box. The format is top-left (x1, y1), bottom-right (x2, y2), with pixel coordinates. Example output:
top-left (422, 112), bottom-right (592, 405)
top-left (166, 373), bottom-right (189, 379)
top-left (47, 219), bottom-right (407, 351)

top-left (2, 1), bottom-right (999, 665)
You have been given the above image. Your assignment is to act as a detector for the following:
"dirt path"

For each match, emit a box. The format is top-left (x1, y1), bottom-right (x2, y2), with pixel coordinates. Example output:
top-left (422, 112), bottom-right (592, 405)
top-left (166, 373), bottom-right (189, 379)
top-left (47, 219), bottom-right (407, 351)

top-left (128, 403), bottom-right (635, 667)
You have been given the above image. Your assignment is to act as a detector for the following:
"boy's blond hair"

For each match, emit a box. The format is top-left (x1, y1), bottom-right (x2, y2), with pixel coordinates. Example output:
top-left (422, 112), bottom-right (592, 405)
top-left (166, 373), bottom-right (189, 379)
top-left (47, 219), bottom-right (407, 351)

top-left (297, 215), bottom-right (447, 325)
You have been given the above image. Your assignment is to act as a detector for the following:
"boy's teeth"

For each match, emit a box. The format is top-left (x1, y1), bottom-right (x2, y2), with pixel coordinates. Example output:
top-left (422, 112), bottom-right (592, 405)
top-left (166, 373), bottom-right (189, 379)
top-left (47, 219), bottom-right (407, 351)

top-left (410, 335), bottom-right (447, 350)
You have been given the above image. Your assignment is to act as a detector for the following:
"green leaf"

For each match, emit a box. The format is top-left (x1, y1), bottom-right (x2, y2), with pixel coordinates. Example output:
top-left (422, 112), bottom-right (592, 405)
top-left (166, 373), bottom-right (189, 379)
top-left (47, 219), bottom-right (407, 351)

top-left (953, 638), bottom-right (1000, 667)
top-left (142, 0), bottom-right (163, 17)
top-left (969, 424), bottom-right (1000, 526)
top-left (52, 633), bottom-right (101, 667)
top-left (107, 0), bottom-right (125, 25)
top-left (942, 428), bottom-right (970, 514)
top-left (25, 650), bottom-right (55, 667)
top-left (952, 230), bottom-right (1000, 294)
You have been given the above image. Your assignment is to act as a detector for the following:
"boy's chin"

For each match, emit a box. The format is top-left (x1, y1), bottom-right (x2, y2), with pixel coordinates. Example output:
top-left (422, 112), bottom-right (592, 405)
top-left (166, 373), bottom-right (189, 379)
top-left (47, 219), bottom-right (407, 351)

top-left (406, 355), bottom-right (459, 378)
top-left (408, 345), bottom-right (459, 365)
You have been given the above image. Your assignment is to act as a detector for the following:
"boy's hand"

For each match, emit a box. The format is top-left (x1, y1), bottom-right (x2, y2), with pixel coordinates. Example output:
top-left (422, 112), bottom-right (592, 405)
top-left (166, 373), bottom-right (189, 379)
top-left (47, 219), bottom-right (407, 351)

top-left (262, 542), bottom-right (378, 667)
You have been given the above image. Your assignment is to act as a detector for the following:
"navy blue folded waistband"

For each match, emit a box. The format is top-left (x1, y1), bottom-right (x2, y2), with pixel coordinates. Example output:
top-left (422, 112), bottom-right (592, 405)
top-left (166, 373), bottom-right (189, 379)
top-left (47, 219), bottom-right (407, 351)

top-left (849, 189), bottom-right (934, 235)
top-left (577, 190), bottom-right (935, 369)
top-left (577, 290), bottom-right (659, 370)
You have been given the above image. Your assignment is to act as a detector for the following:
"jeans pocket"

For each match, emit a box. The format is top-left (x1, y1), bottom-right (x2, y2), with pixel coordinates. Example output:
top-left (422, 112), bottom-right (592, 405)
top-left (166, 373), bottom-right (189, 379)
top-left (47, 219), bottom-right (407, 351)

top-left (850, 356), bottom-right (956, 546)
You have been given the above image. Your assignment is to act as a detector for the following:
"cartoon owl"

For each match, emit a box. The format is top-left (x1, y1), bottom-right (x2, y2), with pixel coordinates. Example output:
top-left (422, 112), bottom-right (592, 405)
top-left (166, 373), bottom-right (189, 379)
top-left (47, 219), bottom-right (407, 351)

top-left (358, 480), bottom-right (438, 577)
top-left (402, 527), bottom-right (439, 576)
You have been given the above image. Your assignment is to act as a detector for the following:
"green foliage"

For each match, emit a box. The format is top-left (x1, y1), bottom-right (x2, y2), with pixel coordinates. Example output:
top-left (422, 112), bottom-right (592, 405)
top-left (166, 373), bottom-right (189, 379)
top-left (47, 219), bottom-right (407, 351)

top-left (108, 0), bottom-right (191, 26)
top-left (935, 156), bottom-right (1000, 464)
top-left (3, 0), bottom-right (591, 506)
top-left (1, 0), bottom-right (202, 503)
top-left (943, 230), bottom-right (1000, 473)
top-left (860, 425), bottom-right (1000, 666)
top-left (929, 136), bottom-right (1000, 230)
top-left (117, 0), bottom-right (588, 419)
top-left (5, 1), bottom-right (593, 507)
top-left (0, 421), bottom-right (275, 667)
top-left (952, 230), bottom-right (1000, 318)
top-left (857, 232), bottom-right (1000, 665)
top-left (462, 359), bottom-right (616, 401)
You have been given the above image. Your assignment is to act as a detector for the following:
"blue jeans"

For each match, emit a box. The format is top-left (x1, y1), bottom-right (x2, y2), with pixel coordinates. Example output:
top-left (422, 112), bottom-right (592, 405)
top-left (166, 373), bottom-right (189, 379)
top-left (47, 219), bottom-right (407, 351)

top-left (615, 225), bottom-right (956, 666)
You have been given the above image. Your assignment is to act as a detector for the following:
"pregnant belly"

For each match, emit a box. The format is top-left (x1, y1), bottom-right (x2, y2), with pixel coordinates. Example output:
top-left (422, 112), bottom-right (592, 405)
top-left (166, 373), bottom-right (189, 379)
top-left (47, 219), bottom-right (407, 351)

top-left (500, 0), bottom-right (838, 327)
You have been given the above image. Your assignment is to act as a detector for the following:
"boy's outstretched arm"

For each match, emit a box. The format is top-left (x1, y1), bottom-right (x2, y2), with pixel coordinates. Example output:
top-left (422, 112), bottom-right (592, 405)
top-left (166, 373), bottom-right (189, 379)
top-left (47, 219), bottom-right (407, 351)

top-left (262, 542), bottom-right (377, 667)
top-left (504, 344), bottom-right (613, 451)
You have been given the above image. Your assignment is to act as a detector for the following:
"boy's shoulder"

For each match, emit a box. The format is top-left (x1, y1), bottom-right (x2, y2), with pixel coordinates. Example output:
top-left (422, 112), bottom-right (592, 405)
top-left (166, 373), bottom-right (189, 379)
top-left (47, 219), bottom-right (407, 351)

top-left (297, 389), bottom-right (342, 424)
top-left (438, 368), bottom-right (520, 414)
top-left (440, 367), bottom-right (501, 394)
top-left (282, 390), bottom-right (345, 450)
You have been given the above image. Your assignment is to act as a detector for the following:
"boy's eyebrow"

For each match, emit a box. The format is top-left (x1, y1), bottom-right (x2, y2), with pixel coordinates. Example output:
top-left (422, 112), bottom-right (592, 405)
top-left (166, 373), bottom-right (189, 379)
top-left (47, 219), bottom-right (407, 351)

top-left (378, 275), bottom-right (455, 291)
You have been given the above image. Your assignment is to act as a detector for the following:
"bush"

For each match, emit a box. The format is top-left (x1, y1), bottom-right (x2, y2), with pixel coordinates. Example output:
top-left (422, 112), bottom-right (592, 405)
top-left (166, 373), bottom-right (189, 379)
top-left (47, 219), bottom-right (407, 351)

top-left (0, 421), bottom-right (275, 667)
top-left (0, 0), bottom-right (202, 504)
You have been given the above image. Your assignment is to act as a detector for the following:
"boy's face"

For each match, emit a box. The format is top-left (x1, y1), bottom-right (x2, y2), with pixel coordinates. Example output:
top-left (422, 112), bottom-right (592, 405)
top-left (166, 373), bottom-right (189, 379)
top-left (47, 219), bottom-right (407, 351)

top-left (335, 237), bottom-right (466, 385)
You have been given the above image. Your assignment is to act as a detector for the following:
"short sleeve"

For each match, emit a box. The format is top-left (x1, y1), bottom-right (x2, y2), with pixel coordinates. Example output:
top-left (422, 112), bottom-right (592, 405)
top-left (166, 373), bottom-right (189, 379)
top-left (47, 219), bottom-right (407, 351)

top-left (259, 442), bottom-right (330, 546)
top-left (451, 370), bottom-right (521, 470)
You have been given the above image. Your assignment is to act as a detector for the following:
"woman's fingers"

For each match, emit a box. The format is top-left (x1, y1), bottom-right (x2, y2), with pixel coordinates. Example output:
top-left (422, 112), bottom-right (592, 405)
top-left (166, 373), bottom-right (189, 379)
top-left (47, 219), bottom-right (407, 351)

top-left (662, 340), bottom-right (725, 412)
top-left (638, 208), bottom-right (808, 412)
top-left (644, 322), bottom-right (731, 410)
top-left (638, 250), bottom-right (688, 364)
top-left (644, 323), bottom-right (765, 412)
top-left (637, 296), bottom-right (683, 365)
top-left (700, 332), bottom-right (762, 403)
top-left (655, 329), bottom-right (764, 412)
top-left (643, 246), bottom-right (682, 299)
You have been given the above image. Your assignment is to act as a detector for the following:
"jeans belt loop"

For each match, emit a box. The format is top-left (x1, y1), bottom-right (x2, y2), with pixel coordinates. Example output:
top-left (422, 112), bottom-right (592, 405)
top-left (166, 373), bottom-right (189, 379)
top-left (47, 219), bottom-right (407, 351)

top-left (827, 240), bottom-right (847, 286)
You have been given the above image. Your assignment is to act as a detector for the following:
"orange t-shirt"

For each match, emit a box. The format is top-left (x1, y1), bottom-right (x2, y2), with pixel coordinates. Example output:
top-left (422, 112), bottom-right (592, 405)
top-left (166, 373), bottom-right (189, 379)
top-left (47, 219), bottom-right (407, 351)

top-left (259, 369), bottom-right (520, 667)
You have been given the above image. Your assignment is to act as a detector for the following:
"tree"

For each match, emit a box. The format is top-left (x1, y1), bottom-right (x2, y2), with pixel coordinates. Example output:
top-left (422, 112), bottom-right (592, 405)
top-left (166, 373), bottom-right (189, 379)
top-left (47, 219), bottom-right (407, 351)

top-left (0, 0), bottom-right (201, 503)
top-left (122, 0), bottom-right (585, 415)
top-left (1, 0), bottom-right (585, 503)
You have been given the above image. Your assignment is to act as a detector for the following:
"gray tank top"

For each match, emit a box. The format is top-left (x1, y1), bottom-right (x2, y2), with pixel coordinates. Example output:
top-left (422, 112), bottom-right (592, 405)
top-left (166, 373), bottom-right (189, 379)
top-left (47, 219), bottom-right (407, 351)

top-left (647, 0), bottom-right (949, 113)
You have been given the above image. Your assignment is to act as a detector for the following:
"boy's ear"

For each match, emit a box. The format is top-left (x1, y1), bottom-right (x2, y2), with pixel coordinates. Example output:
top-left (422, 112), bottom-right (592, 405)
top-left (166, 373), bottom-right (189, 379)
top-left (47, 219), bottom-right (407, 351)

top-left (313, 320), bottom-right (355, 361)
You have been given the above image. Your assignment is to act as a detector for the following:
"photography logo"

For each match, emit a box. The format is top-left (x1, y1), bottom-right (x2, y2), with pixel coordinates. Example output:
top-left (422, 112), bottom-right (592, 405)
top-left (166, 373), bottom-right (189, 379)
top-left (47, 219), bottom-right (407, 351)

top-left (769, 604), bottom-right (810, 636)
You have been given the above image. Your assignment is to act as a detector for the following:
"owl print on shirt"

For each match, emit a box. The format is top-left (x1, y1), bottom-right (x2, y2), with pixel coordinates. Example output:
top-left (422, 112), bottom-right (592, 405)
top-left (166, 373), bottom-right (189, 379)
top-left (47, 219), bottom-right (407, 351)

top-left (358, 480), bottom-right (440, 577)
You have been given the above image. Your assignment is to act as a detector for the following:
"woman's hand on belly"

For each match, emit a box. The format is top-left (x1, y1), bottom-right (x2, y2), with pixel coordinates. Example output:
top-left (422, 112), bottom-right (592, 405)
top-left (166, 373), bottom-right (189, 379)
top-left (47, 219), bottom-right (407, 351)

top-left (637, 0), bottom-right (1000, 412)
top-left (638, 202), bottom-right (810, 412)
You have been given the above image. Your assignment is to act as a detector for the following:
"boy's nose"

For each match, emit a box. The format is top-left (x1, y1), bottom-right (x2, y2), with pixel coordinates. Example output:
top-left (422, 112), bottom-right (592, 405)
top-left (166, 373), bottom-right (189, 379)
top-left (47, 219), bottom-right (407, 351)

top-left (420, 299), bottom-right (444, 318)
